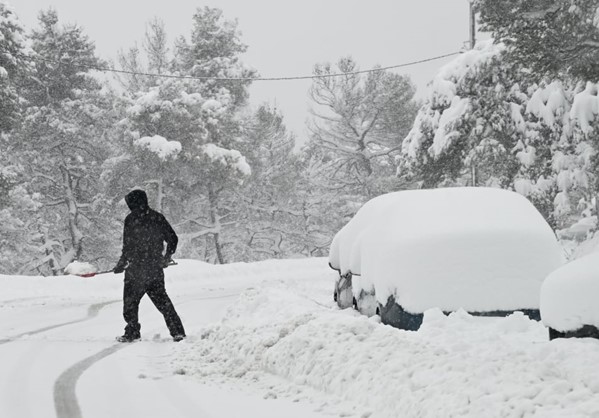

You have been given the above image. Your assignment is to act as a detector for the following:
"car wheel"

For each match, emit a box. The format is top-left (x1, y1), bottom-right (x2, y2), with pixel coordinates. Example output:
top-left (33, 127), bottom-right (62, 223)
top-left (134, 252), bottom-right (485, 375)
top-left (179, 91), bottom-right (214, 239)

top-left (548, 327), bottom-right (562, 340)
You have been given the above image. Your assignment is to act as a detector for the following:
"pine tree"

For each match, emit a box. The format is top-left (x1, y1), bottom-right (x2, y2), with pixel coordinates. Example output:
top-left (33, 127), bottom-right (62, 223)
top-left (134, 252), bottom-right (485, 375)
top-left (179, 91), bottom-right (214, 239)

top-left (0, 2), bottom-right (30, 132)
top-left (472, 0), bottom-right (599, 238)
top-left (173, 7), bottom-right (254, 108)
top-left (233, 105), bottom-right (307, 259)
top-left (400, 42), bottom-right (524, 189)
top-left (0, 164), bottom-right (42, 274)
top-left (107, 8), bottom-right (256, 264)
top-left (400, 41), bottom-right (596, 231)
top-left (305, 57), bottom-right (418, 248)
top-left (475, 0), bottom-right (599, 80)
top-left (0, 3), bottom-right (42, 273)
top-left (12, 10), bottom-right (116, 274)
top-left (309, 57), bottom-right (418, 198)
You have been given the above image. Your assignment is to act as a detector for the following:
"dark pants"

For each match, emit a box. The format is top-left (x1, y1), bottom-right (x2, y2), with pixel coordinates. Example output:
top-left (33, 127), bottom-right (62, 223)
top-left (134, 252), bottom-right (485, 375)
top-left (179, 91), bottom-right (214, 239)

top-left (123, 264), bottom-right (185, 338)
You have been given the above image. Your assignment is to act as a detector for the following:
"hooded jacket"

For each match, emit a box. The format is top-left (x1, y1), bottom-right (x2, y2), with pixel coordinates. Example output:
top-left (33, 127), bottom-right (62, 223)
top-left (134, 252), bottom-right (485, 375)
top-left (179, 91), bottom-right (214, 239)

top-left (119, 189), bottom-right (178, 267)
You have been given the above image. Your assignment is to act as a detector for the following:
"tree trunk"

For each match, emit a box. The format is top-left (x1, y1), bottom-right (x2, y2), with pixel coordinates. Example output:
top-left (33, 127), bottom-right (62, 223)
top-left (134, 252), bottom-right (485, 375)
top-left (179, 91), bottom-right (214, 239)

top-left (60, 165), bottom-right (83, 262)
top-left (40, 228), bottom-right (59, 276)
top-left (358, 152), bottom-right (372, 177)
top-left (208, 185), bottom-right (225, 264)
top-left (213, 231), bottom-right (224, 265)
top-left (156, 177), bottom-right (163, 212)
top-left (146, 176), bottom-right (164, 212)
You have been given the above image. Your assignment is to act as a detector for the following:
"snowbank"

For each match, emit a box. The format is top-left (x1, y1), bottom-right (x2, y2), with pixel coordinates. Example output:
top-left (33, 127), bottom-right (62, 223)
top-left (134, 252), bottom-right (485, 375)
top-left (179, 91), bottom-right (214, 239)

top-left (330, 187), bottom-right (564, 313)
top-left (541, 252), bottom-right (599, 332)
top-left (173, 274), bottom-right (599, 418)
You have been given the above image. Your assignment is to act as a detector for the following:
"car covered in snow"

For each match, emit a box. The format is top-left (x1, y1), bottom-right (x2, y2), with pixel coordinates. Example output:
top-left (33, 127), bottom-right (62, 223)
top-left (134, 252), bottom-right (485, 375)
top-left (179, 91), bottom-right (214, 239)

top-left (329, 187), bottom-right (565, 330)
top-left (541, 252), bottom-right (599, 340)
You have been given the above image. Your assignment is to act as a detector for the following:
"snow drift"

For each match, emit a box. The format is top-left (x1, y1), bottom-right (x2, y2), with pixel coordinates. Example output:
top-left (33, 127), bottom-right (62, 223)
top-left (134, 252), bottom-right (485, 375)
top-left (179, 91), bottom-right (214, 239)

top-left (173, 266), bottom-right (599, 418)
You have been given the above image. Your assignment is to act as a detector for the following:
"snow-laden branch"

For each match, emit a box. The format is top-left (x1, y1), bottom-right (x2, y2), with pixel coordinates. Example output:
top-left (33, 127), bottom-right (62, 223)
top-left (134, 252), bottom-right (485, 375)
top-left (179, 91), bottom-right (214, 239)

top-left (521, 4), bottom-right (560, 19)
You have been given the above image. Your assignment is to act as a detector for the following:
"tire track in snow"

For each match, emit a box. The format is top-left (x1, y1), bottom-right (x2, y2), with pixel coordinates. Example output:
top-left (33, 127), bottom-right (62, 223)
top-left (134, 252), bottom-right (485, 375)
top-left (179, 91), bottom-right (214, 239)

top-left (53, 291), bottom-right (240, 418)
top-left (0, 300), bottom-right (119, 345)
top-left (54, 343), bottom-right (127, 418)
top-left (0, 296), bottom-right (44, 306)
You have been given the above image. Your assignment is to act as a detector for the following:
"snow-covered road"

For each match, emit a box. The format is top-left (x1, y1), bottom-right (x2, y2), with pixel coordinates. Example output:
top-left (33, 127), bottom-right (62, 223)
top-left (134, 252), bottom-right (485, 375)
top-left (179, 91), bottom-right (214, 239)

top-left (0, 261), bottom-right (334, 418)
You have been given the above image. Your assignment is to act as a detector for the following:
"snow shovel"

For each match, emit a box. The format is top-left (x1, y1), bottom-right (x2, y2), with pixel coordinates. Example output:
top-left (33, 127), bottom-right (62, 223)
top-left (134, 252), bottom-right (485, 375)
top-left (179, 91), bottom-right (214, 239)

top-left (73, 261), bottom-right (179, 278)
top-left (78, 269), bottom-right (115, 278)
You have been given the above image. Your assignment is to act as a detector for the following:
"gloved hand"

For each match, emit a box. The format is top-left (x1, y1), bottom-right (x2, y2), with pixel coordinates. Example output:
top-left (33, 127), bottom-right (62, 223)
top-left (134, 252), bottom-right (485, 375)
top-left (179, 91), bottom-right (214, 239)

top-left (113, 258), bottom-right (127, 274)
top-left (161, 255), bottom-right (174, 269)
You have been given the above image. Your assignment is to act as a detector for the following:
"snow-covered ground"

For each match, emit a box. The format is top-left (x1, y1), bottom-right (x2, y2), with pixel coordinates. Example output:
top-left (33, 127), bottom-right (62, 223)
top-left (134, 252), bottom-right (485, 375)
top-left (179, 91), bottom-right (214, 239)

top-left (1, 258), bottom-right (599, 417)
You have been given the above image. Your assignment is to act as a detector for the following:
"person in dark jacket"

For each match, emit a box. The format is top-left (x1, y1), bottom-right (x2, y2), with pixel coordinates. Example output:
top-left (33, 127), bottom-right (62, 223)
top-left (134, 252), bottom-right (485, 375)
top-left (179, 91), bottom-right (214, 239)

top-left (113, 189), bottom-right (186, 342)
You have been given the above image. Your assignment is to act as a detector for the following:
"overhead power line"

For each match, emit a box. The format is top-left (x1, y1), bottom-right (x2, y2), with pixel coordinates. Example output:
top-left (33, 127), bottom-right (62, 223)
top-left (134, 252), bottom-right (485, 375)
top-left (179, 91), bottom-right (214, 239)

top-left (12, 50), bottom-right (461, 82)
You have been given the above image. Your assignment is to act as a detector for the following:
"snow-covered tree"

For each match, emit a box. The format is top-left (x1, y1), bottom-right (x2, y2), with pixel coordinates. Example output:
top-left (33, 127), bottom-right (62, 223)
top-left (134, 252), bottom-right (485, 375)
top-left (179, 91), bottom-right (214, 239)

top-left (116, 17), bottom-right (169, 94)
top-left (469, 0), bottom-right (599, 241)
top-left (0, 1), bottom-right (30, 132)
top-left (309, 57), bottom-right (418, 199)
top-left (173, 7), bottom-right (255, 108)
top-left (232, 105), bottom-right (307, 259)
top-left (400, 41), bottom-right (524, 188)
top-left (400, 40), bottom-right (598, 231)
top-left (304, 57), bottom-right (418, 249)
top-left (0, 164), bottom-right (42, 274)
top-left (566, 82), bottom-right (599, 226)
top-left (181, 143), bottom-right (251, 264)
top-left (11, 10), bottom-right (117, 274)
top-left (0, 3), bottom-right (43, 273)
top-left (106, 7), bottom-right (256, 264)
top-left (476, 0), bottom-right (599, 80)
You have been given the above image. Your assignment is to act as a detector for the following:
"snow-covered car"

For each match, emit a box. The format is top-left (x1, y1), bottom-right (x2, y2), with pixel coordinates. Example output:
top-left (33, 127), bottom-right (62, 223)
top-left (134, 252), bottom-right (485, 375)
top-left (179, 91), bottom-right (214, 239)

top-left (329, 187), bottom-right (565, 330)
top-left (541, 252), bottom-right (599, 340)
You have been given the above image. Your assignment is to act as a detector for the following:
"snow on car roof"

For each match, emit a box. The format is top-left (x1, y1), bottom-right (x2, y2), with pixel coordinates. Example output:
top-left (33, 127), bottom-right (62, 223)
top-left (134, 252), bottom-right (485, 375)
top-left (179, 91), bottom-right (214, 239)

top-left (329, 187), bottom-right (565, 313)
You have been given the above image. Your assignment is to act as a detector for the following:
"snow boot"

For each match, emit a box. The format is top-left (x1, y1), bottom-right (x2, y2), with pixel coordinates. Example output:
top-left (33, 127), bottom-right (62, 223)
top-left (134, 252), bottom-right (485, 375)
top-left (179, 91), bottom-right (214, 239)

top-left (172, 334), bottom-right (186, 342)
top-left (116, 333), bottom-right (141, 343)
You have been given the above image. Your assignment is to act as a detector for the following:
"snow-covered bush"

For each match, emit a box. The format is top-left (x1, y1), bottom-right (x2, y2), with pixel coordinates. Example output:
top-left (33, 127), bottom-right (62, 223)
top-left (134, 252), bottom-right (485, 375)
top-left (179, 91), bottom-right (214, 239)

top-left (329, 187), bottom-right (565, 328)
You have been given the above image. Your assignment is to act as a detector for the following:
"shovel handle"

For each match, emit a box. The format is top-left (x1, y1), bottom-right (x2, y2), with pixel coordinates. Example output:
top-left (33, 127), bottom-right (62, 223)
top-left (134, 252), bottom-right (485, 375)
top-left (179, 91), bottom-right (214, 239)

top-left (77, 269), bottom-right (114, 278)
top-left (77, 262), bottom-right (178, 277)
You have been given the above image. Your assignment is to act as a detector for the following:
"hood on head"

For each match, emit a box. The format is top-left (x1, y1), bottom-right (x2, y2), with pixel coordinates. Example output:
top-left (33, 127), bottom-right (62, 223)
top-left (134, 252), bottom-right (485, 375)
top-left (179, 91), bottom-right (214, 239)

top-left (125, 189), bottom-right (149, 212)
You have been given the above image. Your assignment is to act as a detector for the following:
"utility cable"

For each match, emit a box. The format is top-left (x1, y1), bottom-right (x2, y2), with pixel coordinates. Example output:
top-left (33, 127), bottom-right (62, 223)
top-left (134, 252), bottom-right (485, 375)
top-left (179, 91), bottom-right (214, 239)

top-left (10, 49), bottom-right (461, 82)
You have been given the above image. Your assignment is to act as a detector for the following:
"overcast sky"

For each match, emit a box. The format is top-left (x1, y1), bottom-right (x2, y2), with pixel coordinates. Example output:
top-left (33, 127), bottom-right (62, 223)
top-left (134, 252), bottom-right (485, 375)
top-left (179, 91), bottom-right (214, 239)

top-left (13, 0), bottom-right (476, 145)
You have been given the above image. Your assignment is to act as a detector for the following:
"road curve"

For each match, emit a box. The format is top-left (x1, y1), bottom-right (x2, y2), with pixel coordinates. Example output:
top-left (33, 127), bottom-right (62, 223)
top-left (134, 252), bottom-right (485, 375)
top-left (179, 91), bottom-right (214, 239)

top-left (52, 292), bottom-right (240, 417)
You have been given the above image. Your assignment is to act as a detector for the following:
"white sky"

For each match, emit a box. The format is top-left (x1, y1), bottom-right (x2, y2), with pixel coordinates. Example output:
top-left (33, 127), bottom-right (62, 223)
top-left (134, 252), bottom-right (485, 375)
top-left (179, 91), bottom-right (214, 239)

top-left (13, 0), bottom-right (476, 145)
